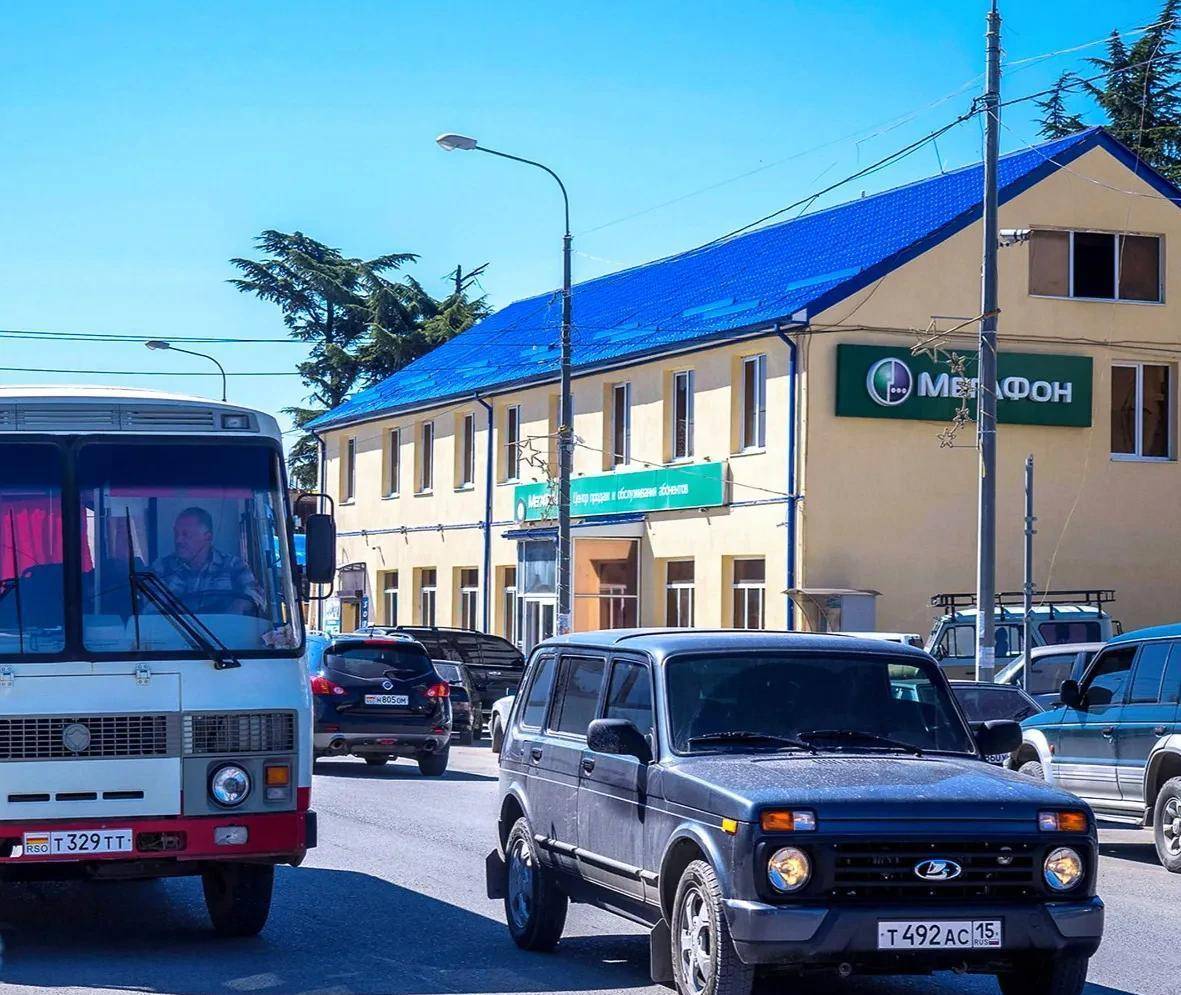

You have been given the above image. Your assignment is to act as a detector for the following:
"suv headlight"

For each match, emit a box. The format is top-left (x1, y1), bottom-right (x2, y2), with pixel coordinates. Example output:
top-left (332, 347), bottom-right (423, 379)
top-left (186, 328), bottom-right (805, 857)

top-left (1043, 847), bottom-right (1083, 891)
top-left (767, 846), bottom-right (811, 893)
top-left (210, 764), bottom-right (251, 807)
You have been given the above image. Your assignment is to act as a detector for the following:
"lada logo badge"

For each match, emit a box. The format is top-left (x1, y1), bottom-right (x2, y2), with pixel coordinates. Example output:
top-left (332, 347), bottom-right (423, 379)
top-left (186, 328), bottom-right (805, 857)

top-left (914, 859), bottom-right (962, 881)
top-left (62, 722), bottom-right (92, 754)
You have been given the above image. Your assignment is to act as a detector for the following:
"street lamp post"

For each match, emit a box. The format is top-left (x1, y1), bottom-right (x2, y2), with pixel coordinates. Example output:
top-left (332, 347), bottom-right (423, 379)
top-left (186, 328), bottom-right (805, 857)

top-left (145, 340), bottom-right (228, 402)
top-left (437, 133), bottom-right (574, 635)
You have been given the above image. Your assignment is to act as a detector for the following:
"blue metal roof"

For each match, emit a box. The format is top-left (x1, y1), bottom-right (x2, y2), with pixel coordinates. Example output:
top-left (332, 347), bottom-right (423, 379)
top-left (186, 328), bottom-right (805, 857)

top-left (311, 128), bottom-right (1177, 431)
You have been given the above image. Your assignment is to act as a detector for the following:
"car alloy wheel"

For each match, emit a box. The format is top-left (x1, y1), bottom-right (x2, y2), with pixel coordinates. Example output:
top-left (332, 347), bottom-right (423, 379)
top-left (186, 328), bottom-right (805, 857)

top-left (1163, 796), bottom-right (1181, 858)
top-left (677, 883), bottom-right (713, 995)
top-left (506, 835), bottom-right (534, 930)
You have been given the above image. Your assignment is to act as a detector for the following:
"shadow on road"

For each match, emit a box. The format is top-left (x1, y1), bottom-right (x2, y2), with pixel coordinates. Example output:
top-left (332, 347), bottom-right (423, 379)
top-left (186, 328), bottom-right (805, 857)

top-left (0, 866), bottom-right (647, 994)
top-left (313, 759), bottom-right (498, 782)
top-left (1099, 840), bottom-right (1163, 866)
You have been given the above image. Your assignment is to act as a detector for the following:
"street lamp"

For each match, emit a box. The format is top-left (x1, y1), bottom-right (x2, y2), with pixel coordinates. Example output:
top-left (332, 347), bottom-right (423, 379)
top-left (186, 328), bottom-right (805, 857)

top-left (145, 340), bottom-right (228, 402)
top-left (436, 132), bottom-right (574, 635)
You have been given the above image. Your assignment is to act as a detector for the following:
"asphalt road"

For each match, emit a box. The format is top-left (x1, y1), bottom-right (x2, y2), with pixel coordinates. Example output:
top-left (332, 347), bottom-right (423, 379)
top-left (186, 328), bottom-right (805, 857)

top-left (0, 745), bottom-right (1175, 995)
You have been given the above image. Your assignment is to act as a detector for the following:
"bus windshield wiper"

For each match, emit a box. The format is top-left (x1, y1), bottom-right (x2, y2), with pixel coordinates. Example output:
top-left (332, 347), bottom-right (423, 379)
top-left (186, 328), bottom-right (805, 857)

top-left (688, 730), bottom-right (816, 753)
top-left (796, 729), bottom-right (924, 756)
top-left (132, 570), bottom-right (241, 670)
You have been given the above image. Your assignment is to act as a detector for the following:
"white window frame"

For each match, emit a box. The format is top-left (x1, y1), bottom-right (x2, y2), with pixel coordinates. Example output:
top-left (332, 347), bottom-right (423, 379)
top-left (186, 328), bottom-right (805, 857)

top-left (503, 568), bottom-right (519, 645)
top-left (383, 572), bottom-right (399, 626)
top-left (665, 561), bottom-right (695, 627)
top-left (740, 355), bottom-right (767, 451)
top-left (732, 559), bottom-right (765, 630)
top-left (344, 437), bottom-right (356, 502)
top-left (459, 569), bottom-right (479, 630)
top-left (672, 370), bottom-right (695, 462)
top-left (386, 429), bottom-right (401, 497)
top-left (419, 422), bottom-right (434, 493)
top-left (612, 383), bottom-right (631, 466)
top-left (505, 405), bottom-right (522, 482)
top-left (1030, 229), bottom-right (1164, 305)
top-left (420, 569), bottom-right (437, 625)
top-left (1112, 361), bottom-right (1175, 462)
top-left (459, 413), bottom-right (476, 489)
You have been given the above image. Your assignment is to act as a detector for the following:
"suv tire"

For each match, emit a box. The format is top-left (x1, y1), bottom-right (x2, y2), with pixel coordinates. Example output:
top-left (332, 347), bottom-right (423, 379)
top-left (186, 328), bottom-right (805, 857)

top-left (1153, 776), bottom-right (1181, 871)
top-left (997, 954), bottom-right (1088, 995)
top-left (418, 747), bottom-right (449, 777)
top-left (671, 860), bottom-right (754, 995)
top-left (490, 716), bottom-right (504, 753)
top-left (202, 862), bottom-right (274, 937)
top-left (1018, 760), bottom-right (1045, 781)
top-left (504, 817), bottom-right (568, 951)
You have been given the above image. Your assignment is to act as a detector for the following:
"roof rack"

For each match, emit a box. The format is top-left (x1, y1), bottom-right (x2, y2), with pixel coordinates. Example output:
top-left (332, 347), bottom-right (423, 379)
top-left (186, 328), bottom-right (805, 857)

top-left (931, 589), bottom-right (1115, 612)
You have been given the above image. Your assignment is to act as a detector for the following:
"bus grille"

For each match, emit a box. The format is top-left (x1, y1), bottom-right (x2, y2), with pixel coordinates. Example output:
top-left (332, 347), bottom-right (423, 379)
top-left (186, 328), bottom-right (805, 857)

top-left (183, 712), bottom-right (296, 755)
top-left (0, 715), bottom-right (171, 760)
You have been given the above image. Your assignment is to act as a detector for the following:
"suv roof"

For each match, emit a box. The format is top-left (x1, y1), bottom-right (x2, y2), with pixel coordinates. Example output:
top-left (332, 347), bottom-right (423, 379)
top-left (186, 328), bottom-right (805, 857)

top-left (1111, 623), bottom-right (1181, 643)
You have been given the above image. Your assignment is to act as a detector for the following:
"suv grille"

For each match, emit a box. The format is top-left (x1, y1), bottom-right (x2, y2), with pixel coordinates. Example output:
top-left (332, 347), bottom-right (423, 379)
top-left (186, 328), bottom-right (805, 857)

top-left (184, 712), bottom-right (295, 755)
top-left (0, 715), bottom-right (171, 760)
top-left (829, 840), bottom-right (1040, 902)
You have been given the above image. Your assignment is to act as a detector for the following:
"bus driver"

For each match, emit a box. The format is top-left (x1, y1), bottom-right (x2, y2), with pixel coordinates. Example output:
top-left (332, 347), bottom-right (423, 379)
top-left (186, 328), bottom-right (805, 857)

top-left (152, 506), bottom-right (265, 616)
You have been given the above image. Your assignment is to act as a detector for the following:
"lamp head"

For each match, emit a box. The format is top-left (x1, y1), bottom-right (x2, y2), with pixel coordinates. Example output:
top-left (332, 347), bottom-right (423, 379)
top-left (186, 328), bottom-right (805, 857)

top-left (436, 133), bottom-right (478, 152)
top-left (145, 340), bottom-right (171, 351)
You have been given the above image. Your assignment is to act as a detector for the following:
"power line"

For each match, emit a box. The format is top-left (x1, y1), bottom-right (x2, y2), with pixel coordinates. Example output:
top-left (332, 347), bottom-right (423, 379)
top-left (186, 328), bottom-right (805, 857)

top-left (0, 328), bottom-right (303, 345)
top-left (0, 366), bottom-right (302, 377)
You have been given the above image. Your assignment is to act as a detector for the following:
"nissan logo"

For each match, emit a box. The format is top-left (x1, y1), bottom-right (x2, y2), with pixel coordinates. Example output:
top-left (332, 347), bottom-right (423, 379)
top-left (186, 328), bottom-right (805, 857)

top-left (381, 680), bottom-right (394, 691)
top-left (914, 859), bottom-right (962, 882)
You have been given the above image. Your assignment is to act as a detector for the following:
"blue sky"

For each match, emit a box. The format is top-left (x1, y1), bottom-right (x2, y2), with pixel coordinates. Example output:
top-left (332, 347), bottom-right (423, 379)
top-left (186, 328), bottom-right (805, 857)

top-left (0, 0), bottom-right (1165, 435)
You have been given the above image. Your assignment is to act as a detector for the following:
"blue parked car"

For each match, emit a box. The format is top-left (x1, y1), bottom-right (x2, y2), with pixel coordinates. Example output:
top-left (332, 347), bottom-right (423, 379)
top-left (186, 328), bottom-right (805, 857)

top-left (1014, 623), bottom-right (1181, 870)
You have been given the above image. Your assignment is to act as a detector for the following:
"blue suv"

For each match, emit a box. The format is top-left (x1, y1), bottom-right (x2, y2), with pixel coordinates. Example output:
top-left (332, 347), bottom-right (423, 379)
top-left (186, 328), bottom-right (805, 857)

top-left (1015, 624), bottom-right (1181, 870)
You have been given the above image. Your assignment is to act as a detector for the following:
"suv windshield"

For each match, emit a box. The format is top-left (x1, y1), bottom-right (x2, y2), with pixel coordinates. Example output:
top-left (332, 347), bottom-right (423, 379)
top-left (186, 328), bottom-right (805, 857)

top-left (666, 652), bottom-right (975, 755)
top-left (324, 642), bottom-right (434, 679)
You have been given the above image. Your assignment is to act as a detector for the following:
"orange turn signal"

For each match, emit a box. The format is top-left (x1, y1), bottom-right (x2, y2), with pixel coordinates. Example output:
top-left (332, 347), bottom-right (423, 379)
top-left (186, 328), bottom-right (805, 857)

top-left (265, 765), bottom-right (291, 787)
top-left (760, 809), bottom-right (816, 832)
top-left (1039, 809), bottom-right (1087, 832)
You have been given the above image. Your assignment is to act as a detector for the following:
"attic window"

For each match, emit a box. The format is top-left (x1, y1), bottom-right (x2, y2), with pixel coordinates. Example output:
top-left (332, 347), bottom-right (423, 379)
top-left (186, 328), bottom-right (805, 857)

top-left (1029, 229), bottom-right (1161, 303)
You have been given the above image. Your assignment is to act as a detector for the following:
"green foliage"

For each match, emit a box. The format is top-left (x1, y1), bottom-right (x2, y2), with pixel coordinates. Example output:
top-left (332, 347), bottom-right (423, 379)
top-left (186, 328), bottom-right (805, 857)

top-left (230, 232), bottom-right (487, 489)
top-left (1035, 73), bottom-right (1087, 140)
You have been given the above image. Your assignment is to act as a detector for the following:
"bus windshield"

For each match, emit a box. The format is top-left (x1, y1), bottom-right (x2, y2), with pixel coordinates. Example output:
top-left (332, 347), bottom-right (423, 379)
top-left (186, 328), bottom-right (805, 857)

top-left (78, 441), bottom-right (300, 655)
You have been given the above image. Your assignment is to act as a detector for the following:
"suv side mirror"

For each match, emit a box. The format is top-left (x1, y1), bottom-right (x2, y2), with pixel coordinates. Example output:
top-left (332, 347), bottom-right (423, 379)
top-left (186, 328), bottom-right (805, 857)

top-left (587, 718), bottom-right (652, 764)
top-left (1060, 679), bottom-right (1082, 709)
top-left (974, 719), bottom-right (1022, 756)
top-left (304, 514), bottom-right (336, 585)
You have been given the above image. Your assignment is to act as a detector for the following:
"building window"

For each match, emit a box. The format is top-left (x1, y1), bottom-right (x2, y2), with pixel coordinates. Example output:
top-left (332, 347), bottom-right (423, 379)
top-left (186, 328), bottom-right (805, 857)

top-left (386, 429), bottom-right (401, 497)
top-left (418, 568), bottom-right (437, 625)
top-left (1029, 229), bottom-right (1162, 303)
top-left (458, 413), bottom-right (475, 489)
top-left (344, 437), bottom-right (356, 502)
top-left (732, 558), bottom-right (765, 630)
top-left (380, 570), bottom-right (399, 625)
top-left (573, 538), bottom-right (639, 631)
top-left (1112, 363), bottom-right (1173, 459)
top-left (505, 405), bottom-right (522, 482)
top-left (740, 355), bottom-right (767, 451)
top-left (672, 370), bottom-right (694, 461)
top-left (418, 421), bottom-right (434, 492)
top-left (459, 568), bottom-right (479, 630)
top-left (502, 566), bottom-right (519, 645)
top-left (666, 560), bottom-right (695, 627)
top-left (611, 383), bottom-right (631, 466)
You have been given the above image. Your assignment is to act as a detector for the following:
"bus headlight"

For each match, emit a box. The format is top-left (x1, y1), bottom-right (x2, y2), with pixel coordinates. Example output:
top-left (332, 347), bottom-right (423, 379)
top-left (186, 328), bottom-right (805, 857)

top-left (1043, 847), bottom-right (1083, 891)
top-left (210, 765), bottom-right (252, 807)
top-left (767, 847), bottom-right (811, 893)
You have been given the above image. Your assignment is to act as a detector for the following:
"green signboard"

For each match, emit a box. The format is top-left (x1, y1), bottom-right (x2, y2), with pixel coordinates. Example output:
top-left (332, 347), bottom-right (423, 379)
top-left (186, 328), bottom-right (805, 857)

top-left (513, 462), bottom-right (726, 523)
top-left (835, 344), bottom-right (1093, 427)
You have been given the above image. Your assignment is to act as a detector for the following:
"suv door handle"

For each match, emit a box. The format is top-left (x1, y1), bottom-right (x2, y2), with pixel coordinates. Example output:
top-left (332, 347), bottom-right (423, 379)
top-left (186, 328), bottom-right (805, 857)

top-left (1101, 727), bottom-right (1116, 738)
top-left (530, 747), bottom-right (543, 762)
top-left (581, 757), bottom-right (596, 774)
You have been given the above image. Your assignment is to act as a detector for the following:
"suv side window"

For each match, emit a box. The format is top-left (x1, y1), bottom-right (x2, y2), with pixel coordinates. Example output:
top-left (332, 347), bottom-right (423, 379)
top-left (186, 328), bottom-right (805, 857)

top-left (1029, 653), bottom-right (1076, 695)
top-left (1083, 647), bottom-right (1136, 707)
top-left (549, 655), bottom-right (606, 738)
top-left (1129, 642), bottom-right (1171, 704)
top-left (1161, 642), bottom-right (1181, 703)
top-left (604, 659), bottom-right (654, 741)
top-left (519, 655), bottom-right (556, 729)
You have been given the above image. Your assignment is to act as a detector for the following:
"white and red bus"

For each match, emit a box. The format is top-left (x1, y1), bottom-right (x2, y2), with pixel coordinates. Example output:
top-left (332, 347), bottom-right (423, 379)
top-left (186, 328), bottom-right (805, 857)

top-left (0, 386), bottom-right (334, 935)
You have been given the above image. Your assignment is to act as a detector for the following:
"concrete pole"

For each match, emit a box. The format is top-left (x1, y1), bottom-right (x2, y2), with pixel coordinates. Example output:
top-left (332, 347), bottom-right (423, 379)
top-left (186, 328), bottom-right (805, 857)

top-left (1023, 454), bottom-right (1036, 690)
top-left (976, 0), bottom-right (1001, 682)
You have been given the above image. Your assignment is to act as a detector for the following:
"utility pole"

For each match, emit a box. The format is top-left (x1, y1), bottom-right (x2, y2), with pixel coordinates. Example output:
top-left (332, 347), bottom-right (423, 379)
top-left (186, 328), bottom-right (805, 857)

top-left (975, 0), bottom-right (1002, 682)
top-left (1022, 455), bottom-right (1036, 689)
top-left (557, 231), bottom-right (573, 635)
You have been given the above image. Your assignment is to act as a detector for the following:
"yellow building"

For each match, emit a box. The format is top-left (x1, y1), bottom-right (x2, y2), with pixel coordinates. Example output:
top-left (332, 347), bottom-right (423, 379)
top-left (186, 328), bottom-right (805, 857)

top-left (310, 128), bottom-right (1181, 652)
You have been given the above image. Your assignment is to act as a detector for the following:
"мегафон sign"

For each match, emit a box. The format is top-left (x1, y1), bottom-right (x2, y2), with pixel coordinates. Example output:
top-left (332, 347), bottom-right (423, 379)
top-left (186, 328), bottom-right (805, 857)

top-left (835, 344), bottom-right (1093, 427)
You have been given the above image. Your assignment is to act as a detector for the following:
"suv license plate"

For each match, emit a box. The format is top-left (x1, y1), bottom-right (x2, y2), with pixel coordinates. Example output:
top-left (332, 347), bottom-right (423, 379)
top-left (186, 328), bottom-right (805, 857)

top-left (877, 920), bottom-right (1002, 949)
top-left (365, 694), bottom-right (409, 706)
top-left (23, 829), bottom-right (134, 857)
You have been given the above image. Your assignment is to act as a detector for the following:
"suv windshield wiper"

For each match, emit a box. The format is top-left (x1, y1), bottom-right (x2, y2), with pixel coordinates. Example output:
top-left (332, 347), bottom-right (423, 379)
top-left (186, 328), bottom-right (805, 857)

top-left (796, 729), bottom-right (925, 756)
top-left (688, 731), bottom-right (816, 753)
top-left (132, 570), bottom-right (241, 670)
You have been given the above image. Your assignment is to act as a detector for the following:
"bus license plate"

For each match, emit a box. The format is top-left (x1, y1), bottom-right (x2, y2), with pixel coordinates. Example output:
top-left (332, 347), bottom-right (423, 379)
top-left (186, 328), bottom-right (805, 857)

top-left (23, 829), bottom-right (134, 857)
top-left (877, 920), bottom-right (1002, 949)
top-left (365, 694), bottom-right (408, 706)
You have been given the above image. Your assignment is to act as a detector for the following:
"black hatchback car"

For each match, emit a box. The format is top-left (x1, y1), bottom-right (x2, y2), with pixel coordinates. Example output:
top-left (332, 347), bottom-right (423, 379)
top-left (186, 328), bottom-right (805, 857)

top-left (312, 635), bottom-right (452, 775)
top-left (486, 631), bottom-right (1103, 995)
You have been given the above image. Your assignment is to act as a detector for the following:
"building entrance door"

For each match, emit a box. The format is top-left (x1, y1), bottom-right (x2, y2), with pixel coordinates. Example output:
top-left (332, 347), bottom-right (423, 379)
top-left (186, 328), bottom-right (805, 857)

top-left (523, 599), bottom-right (556, 655)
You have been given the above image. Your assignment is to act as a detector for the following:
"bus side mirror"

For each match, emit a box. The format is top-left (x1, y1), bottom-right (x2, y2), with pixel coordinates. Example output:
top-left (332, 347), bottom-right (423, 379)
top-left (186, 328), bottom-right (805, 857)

top-left (304, 514), bottom-right (336, 585)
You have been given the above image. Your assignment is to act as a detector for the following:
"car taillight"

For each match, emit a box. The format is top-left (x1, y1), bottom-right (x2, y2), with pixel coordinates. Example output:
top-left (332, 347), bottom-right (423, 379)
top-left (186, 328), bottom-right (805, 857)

top-left (311, 675), bottom-right (346, 696)
top-left (425, 682), bottom-right (450, 699)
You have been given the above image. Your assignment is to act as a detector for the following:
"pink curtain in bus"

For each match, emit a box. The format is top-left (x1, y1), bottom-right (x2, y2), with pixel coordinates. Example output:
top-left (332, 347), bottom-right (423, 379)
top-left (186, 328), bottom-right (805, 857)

top-left (0, 498), bottom-right (92, 576)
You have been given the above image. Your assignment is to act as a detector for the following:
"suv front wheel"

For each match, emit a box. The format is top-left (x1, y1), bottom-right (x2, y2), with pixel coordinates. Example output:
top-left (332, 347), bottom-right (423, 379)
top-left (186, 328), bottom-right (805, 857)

top-left (996, 954), bottom-right (1089, 995)
top-left (1153, 776), bottom-right (1181, 871)
top-left (671, 860), bottom-right (753, 995)
top-left (504, 817), bottom-right (568, 950)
